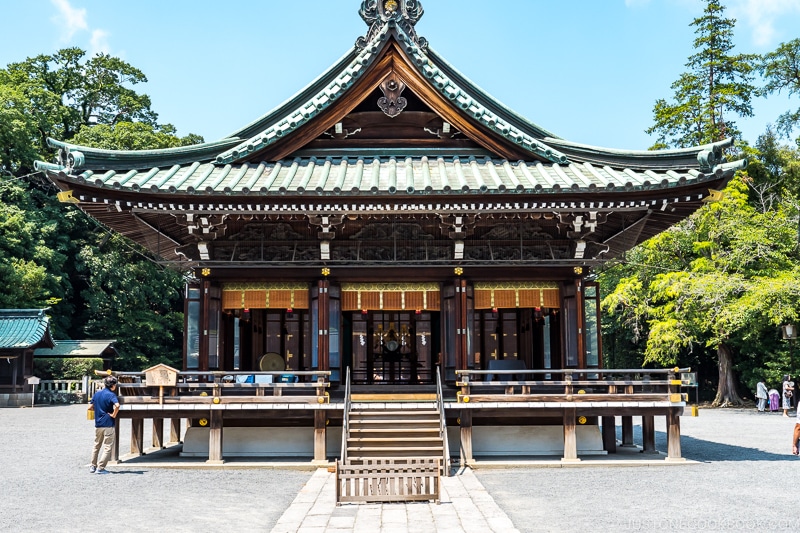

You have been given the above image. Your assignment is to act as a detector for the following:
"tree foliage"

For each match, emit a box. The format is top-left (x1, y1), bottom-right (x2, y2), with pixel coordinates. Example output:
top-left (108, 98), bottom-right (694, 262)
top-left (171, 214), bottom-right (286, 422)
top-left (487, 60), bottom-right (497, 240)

top-left (601, 176), bottom-right (800, 405)
top-left (71, 121), bottom-right (203, 151)
top-left (0, 47), bottom-right (201, 375)
top-left (78, 239), bottom-right (185, 370)
top-left (760, 38), bottom-right (800, 144)
top-left (646, 0), bottom-right (757, 148)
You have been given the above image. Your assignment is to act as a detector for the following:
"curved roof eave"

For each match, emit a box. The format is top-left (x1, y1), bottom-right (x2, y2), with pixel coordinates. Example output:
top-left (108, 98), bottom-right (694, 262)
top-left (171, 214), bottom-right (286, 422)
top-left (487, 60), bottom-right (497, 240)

top-left (45, 137), bottom-right (244, 171)
top-left (544, 137), bottom-right (737, 171)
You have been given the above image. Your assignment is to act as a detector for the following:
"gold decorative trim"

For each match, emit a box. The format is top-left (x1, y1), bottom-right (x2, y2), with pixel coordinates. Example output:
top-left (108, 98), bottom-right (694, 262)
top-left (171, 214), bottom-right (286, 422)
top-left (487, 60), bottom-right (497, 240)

top-left (473, 282), bottom-right (559, 290)
top-left (341, 282), bottom-right (440, 292)
top-left (224, 282), bottom-right (310, 291)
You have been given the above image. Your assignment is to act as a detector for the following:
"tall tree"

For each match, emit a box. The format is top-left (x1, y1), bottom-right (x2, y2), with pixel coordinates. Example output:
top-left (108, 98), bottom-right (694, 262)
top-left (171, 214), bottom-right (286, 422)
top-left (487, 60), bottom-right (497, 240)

top-left (647, 0), bottom-right (757, 149)
top-left (602, 178), bottom-right (800, 405)
top-left (1, 48), bottom-right (158, 173)
top-left (760, 38), bottom-right (800, 145)
top-left (1, 48), bottom-right (201, 372)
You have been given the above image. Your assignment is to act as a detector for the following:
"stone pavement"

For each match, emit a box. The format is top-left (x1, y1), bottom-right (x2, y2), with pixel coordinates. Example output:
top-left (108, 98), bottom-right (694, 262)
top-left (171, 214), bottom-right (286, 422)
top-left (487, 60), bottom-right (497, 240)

top-left (269, 466), bottom-right (520, 533)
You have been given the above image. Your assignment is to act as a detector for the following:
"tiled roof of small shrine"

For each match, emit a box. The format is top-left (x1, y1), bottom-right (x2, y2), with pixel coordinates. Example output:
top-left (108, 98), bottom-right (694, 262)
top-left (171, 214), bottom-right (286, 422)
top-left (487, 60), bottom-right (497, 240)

top-left (0, 309), bottom-right (55, 351)
top-left (34, 340), bottom-right (118, 359)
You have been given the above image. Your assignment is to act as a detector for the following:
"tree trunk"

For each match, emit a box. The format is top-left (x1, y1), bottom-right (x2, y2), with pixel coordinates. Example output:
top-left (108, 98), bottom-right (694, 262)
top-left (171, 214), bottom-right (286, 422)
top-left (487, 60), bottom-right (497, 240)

top-left (712, 342), bottom-right (743, 407)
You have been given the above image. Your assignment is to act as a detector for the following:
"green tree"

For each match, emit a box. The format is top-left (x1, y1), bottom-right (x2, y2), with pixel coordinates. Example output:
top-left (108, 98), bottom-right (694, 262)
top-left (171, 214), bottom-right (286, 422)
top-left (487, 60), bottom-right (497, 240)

top-left (71, 121), bottom-right (203, 151)
top-left (78, 238), bottom-right (185, 371)
top-left (760, 38), bottom-right (800, 145)
top-left (1, 47), bottom-right (201, 373)
top-left (0, 84), bottom-right (39, 174)
top-left (646, 0), bottom-right (757, 148)
top-left (602, 178), bottom-right (800, 405)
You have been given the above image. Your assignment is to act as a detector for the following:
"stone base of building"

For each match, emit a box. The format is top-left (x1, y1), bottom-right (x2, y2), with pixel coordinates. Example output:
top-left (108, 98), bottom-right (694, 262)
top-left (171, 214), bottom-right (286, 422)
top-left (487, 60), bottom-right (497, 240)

top-left (0, 393), bottom-right (33, 408)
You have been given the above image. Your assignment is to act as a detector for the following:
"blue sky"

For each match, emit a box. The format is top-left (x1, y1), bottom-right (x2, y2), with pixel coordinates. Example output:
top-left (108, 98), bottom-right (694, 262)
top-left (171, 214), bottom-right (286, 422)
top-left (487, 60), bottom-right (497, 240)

top-left (1, 0), bottom-right (799, 150)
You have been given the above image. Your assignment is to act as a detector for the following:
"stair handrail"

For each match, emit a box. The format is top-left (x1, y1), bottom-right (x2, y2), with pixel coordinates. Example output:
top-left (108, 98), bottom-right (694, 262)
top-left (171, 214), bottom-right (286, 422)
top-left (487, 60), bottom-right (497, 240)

top-left (340, 366), bottom-right (351, 464)
top-left (435, 365), bottom-right (450, 475)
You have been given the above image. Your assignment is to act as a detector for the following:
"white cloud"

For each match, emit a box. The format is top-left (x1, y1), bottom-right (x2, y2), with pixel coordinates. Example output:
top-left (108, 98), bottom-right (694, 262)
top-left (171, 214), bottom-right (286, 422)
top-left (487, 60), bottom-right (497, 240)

top-left (50, 0), bottom-right (88, 41)
top-left (90, 29), bottom-right (111, 55)
top-left (730, 0), bottom-right (800, 47)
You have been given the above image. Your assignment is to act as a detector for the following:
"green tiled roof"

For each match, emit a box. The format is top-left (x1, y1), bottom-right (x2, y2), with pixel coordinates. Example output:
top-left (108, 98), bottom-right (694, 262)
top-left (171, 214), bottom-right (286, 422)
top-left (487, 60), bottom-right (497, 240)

top-left (48, 155), bottom-right (745, 197)
top-left (0, 309), bottom-right (55, 350)
top-left (34, 6), bottom-right (747, 195)
top-left (34, 340), bottom-right (117, 359)
top-left (213, 21), bottom-right (569, 166)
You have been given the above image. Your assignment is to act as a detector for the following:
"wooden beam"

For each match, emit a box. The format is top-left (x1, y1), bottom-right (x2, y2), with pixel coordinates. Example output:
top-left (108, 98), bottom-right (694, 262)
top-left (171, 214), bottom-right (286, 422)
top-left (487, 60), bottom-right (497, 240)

top-left (313, 410), bottom-right (327, 464)
top-left (169, 418), bottom-right (181, 444)
top-left (620, 416), bottom-right (635, 448)
top-left (208, 410), bottom-right (224, 464)
top-left (131, 418), bottom-right (144, 457)
top-left (642, 415), bottom-right (657, 454)
top-left (460, 409), bottom-right (473, 466)
top-left (152, 418), bottom-right (164, 449)
top-left (562, 407), bottom-right (580, 462)
top-left (601, 415), bottom-right (616, 453)
top-left (666, 408), bottom-right (684, 461)
top-left (112, 418), bottom-right (120, 463)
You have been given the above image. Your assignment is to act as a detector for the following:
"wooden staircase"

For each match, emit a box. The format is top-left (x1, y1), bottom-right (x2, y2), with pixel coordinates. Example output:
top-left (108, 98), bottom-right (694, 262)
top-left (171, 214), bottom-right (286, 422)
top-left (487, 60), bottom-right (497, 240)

top-left (335, 371), bottom-right (449, 504)
top-left (346, 402), bottom-right (444, 461)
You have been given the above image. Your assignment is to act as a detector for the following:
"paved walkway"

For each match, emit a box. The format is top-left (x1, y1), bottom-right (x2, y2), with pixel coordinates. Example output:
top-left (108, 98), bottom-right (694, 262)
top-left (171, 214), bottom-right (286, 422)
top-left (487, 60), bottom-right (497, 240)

top-left (269, 466), bottom-right (519, 533)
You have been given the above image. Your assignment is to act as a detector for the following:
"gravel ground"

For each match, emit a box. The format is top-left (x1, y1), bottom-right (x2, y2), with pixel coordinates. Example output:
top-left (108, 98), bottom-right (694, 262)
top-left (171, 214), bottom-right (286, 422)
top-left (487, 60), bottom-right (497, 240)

top-left (474, 408), bottom-right (800, 533)
top-left (1, 405), bottom-right (798, 533)
top-left (0, 404), bottom-right (311, 533)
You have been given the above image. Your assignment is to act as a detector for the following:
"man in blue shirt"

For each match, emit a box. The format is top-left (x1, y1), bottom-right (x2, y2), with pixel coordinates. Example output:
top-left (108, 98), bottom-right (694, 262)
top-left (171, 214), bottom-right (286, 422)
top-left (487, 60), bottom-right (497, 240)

top-left (88, 376), bottom-right (120, 474)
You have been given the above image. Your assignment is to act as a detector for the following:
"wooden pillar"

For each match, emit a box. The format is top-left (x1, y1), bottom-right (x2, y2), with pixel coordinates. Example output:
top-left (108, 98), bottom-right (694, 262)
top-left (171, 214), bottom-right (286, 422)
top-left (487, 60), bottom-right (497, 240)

top-left (313, 410), bottom-right (327, 464)
top-left (601, 416), bottom-right (617, 453)
top-left (574, 278), bottom-right (586, 370)
top-left (459, 409), bottom-right (473, 466)
top-left (455, 279), bottom-right (468, 371)
top-left (112, 418), bottom-right (120, 463)
top-left (620, 417), bottom-right (634, 447)
top-left (562, 407), bottom-right (580, 462)
top-left (130, 418), bottom-right (144, 457)
top-left (642, 415), bottom-right (657, 454)
top-left (152, 418), bottom-right (164, 449)
top-left (200, 280), bottom-right (211, 373)
top-left (318, 280), bottom-right (330, 372)
top-left (666, 408), bottom-right (684, 461)
top-left (169, 418), bottom-right (182, 444)
top-left (208, 410), bottom-right (224, 464)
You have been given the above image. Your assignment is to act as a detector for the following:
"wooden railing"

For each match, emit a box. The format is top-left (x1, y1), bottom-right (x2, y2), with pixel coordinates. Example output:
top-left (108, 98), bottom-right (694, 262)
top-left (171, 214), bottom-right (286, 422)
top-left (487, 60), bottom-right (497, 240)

top-left (98, 370), bottom-right (331, 403)
top-left (435, 366), bottom-right (450, 475)
top-left (340, 367), bottom-right (352, 464)
top-left (455, 367), bottom-right (693, 404)
top-left (335, 458), bottom-right (441, 504)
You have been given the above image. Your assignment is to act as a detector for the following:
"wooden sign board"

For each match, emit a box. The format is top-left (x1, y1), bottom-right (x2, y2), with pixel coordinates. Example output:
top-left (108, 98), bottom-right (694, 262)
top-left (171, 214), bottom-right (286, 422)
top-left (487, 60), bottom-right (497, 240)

top-left (144, 364), bottom-right (179, 387)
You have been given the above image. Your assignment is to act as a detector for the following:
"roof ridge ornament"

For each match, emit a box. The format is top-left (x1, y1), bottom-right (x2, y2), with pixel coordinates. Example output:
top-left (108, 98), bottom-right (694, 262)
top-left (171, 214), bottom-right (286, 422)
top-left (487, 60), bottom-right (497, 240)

top-left (356, 0), bottom-right (427, 51)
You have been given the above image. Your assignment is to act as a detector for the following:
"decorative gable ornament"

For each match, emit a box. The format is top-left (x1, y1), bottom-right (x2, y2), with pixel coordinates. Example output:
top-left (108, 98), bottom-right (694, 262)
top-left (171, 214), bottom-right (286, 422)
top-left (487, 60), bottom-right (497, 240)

top-left (357, 0), bottom-right (427, 50)
top-left (378, 76), bottom-right (408, 117)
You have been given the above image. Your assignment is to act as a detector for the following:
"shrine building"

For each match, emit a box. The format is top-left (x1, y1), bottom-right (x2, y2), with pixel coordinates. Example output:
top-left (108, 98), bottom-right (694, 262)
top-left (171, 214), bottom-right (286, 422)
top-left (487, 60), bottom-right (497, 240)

top-left (36, 2), bottom-right (745, 464)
